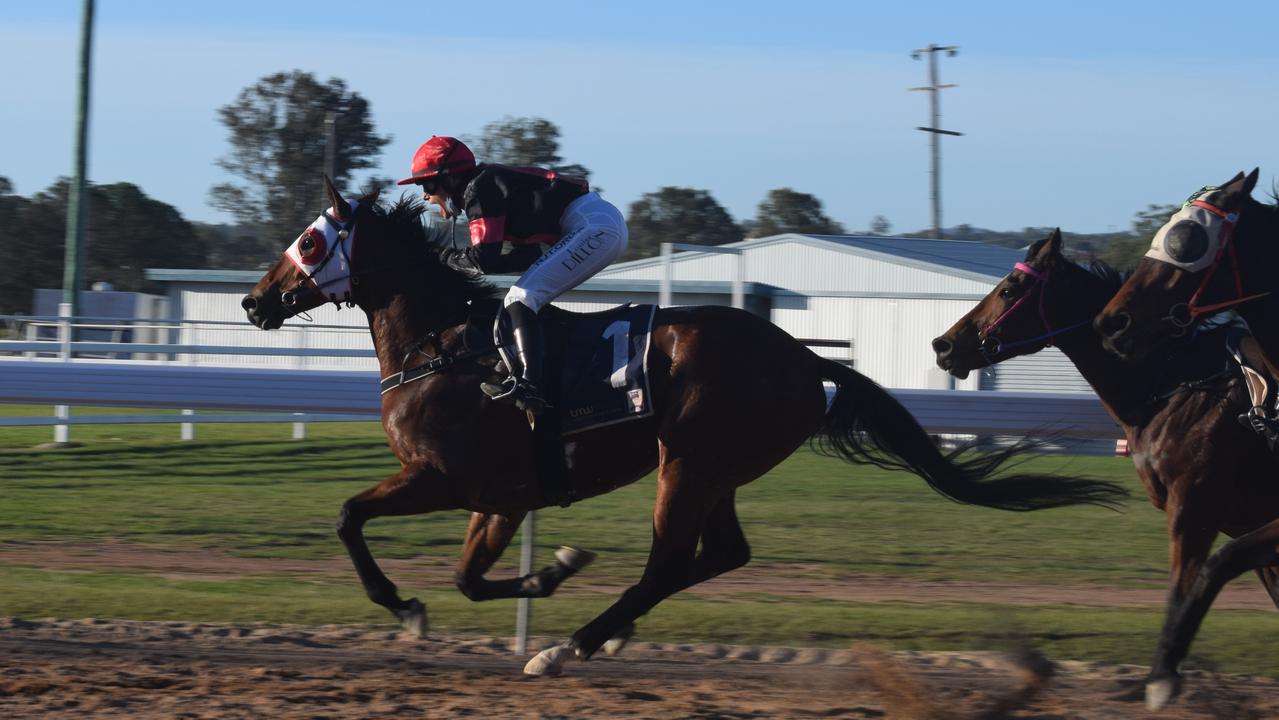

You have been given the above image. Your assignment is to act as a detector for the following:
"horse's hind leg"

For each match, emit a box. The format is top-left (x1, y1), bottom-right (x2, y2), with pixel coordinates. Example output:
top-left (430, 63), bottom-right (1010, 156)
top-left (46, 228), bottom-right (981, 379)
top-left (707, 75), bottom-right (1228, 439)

top-left (690, 491), bottom-right (752, 581)
top-left (336, 464), bottom-right (457, 636)
top-left (601, 491), bottom-right (751, 657)
top-left (525, 451), bottom-right (716, 676)
top-left (1253, 565), bottom-right (1279, 608)
top-left (454, 511), bottom-right (596, 601)
top-left (1148, 518), bottom-right (1279, 710)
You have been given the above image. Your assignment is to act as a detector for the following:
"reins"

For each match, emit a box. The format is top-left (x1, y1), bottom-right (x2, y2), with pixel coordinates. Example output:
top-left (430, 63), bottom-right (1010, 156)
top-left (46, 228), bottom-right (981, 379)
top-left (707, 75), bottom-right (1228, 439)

top-left (379, 331), bottom-right (498, 394)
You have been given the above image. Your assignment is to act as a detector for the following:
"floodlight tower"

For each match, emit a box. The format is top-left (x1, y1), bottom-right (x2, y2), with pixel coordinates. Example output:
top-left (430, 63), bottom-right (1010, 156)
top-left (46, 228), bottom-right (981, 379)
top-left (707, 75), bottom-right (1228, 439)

top-left (910, 44), bottom-right (962, 240)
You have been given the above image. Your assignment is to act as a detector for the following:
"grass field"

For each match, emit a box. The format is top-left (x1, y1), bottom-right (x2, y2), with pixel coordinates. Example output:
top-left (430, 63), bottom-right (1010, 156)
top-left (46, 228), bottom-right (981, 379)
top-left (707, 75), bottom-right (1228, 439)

top-left (4, 412), bottom-right (1279, 676)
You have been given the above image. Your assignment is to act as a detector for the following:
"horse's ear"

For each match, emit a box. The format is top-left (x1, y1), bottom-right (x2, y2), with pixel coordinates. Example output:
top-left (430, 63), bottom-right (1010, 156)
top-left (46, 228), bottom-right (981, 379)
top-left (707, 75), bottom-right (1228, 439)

top-left (1024, 228), bottom-right (1062, 263)
top-left (1244, 167), bottom-right (1261, 194)
top-left (359, 189), bottom-right (382, 206)
top-left (324, 174), bottom-right (352, 219)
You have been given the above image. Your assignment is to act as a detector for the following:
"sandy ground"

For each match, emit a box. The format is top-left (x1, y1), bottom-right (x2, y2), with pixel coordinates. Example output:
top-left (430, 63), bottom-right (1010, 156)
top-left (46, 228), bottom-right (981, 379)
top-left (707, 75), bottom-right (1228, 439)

top-left (4, 617), bottom-right (1279, 719)
top-left (5, 542), bottom-right (1279, 718)
top-left (4, 540), bottom-right (1278, 610)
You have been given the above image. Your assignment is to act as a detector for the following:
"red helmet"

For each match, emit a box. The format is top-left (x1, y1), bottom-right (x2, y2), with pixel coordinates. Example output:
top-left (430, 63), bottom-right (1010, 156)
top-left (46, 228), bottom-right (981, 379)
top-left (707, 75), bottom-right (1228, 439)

top-left (395, 136), bottom-right (476, 185)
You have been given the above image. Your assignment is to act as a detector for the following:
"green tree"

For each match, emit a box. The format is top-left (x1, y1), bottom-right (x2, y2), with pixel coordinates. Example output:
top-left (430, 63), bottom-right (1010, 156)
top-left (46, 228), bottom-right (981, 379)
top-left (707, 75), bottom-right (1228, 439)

top-left (209, 71), bottom-right (390, 257)
top-left (1102, 203), bottom-right (1179, 271)
top-left (624, 187), bottom-right (742, 260)
top-left (745, 188), bottom-right (844, 238)
top-left (466, 116), bottom-right (591, 180)
top-left (869, 215), bottom-right (892, 236)
top-left (0, 176), bottom-right (13, 195)
top-left (0, 180), bottom-right (203, 314)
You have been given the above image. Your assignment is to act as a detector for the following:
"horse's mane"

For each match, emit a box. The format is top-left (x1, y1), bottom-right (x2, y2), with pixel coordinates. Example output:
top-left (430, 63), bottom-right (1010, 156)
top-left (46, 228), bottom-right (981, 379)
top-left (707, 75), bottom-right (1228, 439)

top-left (1085, 260), bottom-right (1127, 293)
top-left (368, 195), bottom-right (496, 303)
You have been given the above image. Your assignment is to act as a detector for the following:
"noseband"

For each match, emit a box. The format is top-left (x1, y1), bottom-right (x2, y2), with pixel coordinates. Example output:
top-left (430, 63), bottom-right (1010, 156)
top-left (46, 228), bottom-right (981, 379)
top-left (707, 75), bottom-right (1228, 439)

top-left (1163, 199), bottom-right (1270, 332)
top-left (978, 261), bottom-right (1090, 357)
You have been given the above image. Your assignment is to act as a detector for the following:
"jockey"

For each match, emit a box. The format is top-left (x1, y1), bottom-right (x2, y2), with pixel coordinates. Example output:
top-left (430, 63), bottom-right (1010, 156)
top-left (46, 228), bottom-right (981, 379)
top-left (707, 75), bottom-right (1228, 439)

top-left (397, 135), bottom-right (629, 414)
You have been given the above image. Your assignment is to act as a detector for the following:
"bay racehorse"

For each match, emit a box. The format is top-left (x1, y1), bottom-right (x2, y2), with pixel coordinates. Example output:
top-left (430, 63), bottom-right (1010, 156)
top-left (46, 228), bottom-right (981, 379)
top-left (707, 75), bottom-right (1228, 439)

top-left (242, 178), bottom-right (1125, 675)
top-left (934, 229), bottom-right (1279, 710)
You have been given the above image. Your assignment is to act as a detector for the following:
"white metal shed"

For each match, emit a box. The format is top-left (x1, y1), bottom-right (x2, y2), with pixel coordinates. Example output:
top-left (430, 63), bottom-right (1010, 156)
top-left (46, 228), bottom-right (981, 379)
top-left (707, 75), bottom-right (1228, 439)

top-left (142, 232), bottom-right (1090, 393)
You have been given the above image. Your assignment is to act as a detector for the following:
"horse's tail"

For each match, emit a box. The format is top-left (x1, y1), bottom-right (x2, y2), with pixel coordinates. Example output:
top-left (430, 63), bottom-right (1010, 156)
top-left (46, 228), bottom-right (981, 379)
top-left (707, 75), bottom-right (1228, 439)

top-left (814, 359), bottom-right (1127, 511)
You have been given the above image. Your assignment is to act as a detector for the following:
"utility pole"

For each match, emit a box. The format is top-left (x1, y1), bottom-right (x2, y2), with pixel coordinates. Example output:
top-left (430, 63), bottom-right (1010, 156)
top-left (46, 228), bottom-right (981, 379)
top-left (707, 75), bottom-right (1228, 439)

top-left (910, 44), bottom-right (962, 240)
top-left (63, 0), bottom-right (95, 317)
top-left (323, 110), bottom-right (337, 200)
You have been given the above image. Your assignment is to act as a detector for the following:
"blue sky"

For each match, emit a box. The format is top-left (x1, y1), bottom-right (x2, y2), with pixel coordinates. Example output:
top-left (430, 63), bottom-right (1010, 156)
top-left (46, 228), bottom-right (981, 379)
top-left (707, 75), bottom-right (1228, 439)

top-left (5, 1), bottom-right (1279, 237)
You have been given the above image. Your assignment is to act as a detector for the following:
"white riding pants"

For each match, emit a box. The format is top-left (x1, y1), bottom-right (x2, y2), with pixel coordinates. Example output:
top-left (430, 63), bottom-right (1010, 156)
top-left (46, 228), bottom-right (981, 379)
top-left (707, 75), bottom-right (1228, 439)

top-left (504, 192), bottom-right (628, 312)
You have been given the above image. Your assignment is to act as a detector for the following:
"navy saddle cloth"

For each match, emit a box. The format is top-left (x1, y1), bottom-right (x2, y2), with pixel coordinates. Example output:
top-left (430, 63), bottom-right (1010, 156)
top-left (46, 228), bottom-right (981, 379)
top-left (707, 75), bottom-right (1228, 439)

top-left (470, 300), bottom-right (658, 435)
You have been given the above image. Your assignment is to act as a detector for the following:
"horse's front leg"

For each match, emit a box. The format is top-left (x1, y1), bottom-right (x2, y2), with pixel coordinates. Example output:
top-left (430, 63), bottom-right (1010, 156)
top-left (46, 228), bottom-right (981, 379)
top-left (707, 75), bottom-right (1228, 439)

top-left (1148, 518), bottom-right (1279, 710)
top-left (454, 511), bottom-right (596, 601)
top-left (1145, 496), bottom-right (1222, 710)
top-left (336, 463), bottom-right (458, 636)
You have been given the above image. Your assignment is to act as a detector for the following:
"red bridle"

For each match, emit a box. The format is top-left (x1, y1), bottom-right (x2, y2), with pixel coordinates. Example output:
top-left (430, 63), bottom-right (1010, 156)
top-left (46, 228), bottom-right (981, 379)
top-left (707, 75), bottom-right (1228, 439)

top-left (1166, 199), bottom-right (1270, 329)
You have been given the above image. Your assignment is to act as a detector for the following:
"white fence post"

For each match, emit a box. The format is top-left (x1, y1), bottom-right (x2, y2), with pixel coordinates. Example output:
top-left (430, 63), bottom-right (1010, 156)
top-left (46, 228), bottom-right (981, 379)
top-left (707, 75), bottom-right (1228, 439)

top-left (54, 303), bottom-right (72, 445)
top-left (659, 242), bottom-right (673, 308)
top-left (514, 510), bottom-right (536, 655)
top-left (293, 327), bottom-right (308, 440)
top-left (661, 243), bottom-right (745, 310)
top-left (732, 252), bottom-right (745, 310)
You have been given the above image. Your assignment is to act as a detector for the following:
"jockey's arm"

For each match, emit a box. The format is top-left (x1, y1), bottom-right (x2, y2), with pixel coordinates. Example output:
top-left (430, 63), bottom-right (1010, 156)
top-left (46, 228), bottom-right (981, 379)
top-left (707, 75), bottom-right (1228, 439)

top-left (473, 242), bottom-right (541, 275)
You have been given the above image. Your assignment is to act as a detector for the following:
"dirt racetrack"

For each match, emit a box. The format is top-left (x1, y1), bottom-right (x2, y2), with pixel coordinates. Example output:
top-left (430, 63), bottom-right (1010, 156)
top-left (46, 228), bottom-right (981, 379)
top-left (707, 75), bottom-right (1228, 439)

top-left (3, 616), bottom-right (1279, 720)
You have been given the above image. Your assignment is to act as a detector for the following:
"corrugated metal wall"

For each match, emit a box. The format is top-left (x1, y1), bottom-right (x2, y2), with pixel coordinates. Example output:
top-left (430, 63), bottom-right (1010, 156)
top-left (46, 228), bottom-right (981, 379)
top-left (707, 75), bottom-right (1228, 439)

top-left (770, 296), bottom-right (981, 389)
top-left (980, 348), bottom-right (1093, 394)
top-left (176, 285), bottom-right (375, 371)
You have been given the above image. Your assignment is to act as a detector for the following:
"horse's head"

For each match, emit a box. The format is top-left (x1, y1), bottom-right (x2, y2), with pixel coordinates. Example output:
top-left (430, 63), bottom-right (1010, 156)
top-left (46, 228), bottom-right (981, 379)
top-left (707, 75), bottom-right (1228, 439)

top-left (242, 175), bottom-right (495, 331)
top-left (934, 228), bottom-right (1093, 377)
top-left (1095, 169), bottom-right (1261, 361)
top-left (242, 176), bottom-right (374, 330)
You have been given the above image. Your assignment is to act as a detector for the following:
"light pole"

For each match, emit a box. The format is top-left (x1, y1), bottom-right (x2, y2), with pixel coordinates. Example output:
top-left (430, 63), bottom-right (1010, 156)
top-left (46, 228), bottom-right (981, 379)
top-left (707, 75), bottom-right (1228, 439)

top-left (910, 44), bottom-right (962, 240)
top-left (63, 0), bottom-right (95, 317)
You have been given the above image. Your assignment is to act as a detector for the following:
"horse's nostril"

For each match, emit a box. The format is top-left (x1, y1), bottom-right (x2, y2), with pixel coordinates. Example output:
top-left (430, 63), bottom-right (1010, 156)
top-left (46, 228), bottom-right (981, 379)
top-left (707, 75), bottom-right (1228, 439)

top-left (931, 337), bottom-right (953, 357)
top-left (241, 296), bottom-right (258, 312)
top-left (1096, 312), bottom-right (1131, 338)
top-left (281, 291), bottom-right (298, 307)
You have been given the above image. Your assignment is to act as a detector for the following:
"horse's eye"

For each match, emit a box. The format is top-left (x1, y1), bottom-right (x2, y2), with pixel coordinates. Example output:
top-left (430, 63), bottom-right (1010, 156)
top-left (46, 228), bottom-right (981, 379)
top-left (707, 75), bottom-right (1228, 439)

top-left (1164, 220), bottom-right (1210, 264)
top-left (999, 285), bottom-right (1016, 299)
top-left (300, 236), bottom-right (314, 253)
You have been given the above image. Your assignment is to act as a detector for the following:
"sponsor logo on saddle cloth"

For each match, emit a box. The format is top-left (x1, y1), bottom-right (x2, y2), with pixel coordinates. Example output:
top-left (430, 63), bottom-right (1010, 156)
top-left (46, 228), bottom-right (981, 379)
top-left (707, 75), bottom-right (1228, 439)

top-left (284, 202), bottom-right (359, 304)
top-left (1145, 187), bottom-right (1237, 273)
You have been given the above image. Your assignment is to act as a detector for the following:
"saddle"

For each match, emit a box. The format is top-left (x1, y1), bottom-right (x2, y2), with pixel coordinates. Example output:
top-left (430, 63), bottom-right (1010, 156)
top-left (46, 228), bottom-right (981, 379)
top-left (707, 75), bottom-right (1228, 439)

top-left (463, 298), bottom-right (658, 506)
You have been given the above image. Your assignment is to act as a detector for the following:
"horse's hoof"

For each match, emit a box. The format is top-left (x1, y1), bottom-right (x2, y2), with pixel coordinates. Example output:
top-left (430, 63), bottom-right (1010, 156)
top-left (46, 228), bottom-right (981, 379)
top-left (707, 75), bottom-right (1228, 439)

top-left (602, 623), bottom-right (636, 657)
top-left (555, 546), bottom-right (596, 571)
top-left (523, 644), bottom-right (570, 676)
top-left (1146, 676), bottom-right (1181, 711)
top-left (395, 598), bottom-right (428, 638)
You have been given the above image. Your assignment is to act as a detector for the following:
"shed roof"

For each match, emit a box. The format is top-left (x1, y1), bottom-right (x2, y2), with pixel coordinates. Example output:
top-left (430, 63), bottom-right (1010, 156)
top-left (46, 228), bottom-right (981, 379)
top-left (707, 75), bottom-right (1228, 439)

top-left (599, 233), bottom-right (1026, 283)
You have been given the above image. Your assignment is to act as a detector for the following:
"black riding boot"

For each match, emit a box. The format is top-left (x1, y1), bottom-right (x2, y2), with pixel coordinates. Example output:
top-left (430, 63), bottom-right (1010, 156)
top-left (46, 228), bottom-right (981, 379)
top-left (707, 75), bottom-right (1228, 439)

top-left (1239, 406), bottom-right (1279, 451)
top-left (482, 302), bottom-right (549, 414)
